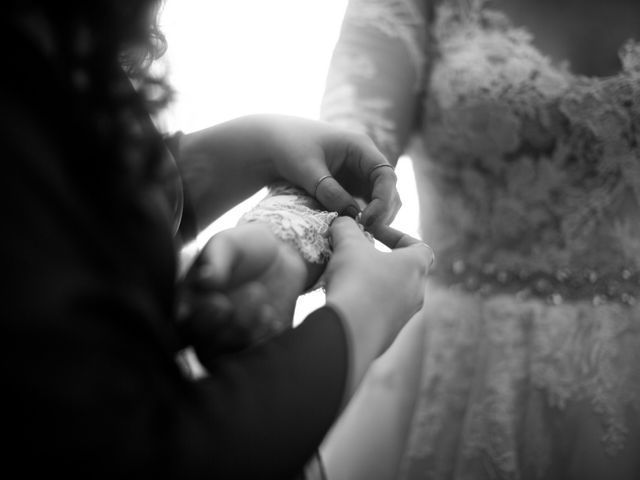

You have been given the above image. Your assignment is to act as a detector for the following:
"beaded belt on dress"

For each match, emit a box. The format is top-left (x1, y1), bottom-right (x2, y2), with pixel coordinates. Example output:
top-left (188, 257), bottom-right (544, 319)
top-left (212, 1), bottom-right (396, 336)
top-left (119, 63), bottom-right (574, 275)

top-left (429, 258), bottom-right (639, 306)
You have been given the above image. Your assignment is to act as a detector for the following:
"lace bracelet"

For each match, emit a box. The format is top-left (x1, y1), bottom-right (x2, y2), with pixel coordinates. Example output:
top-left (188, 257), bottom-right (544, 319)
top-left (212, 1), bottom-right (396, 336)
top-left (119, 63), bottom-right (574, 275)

top-left (238, 182), bottom-right (339, 265)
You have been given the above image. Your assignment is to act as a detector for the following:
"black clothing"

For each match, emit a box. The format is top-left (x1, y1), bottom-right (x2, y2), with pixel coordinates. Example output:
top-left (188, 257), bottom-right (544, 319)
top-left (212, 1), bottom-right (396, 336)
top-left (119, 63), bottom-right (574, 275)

top-left (2, 27), bottom-right (348, 479)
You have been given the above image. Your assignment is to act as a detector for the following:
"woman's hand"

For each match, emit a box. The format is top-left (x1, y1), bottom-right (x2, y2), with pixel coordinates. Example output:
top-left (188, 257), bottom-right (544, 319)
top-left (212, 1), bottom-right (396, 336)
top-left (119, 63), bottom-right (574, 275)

top-left (258, 115), bottom-right (402, 228)
top-left (177, 114), bottom-right (401, 233)
top-left (322, 217), bottom-right (434, 394)
top-left (177, 223), bottom-right (307, 359)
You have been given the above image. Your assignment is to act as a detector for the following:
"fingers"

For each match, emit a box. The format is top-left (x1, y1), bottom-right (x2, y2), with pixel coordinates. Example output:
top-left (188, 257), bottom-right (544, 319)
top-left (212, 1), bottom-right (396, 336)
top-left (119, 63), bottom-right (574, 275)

top-left (197, 233), bottom-right (237, 288)
top-left (179, 281), bottom-right (278, 352)
top-left (340, 132), bottom-right (400, 228)
top-left (329, 216), bottom-right (374, 249)
top-left (360, 162), bottom-right (400, 228)
top-left (195, 223), bottom-right (277, 290)
top-left (227, 282), bottom-right (276, 335)
top-left (370, 224), bottom-right (417, 248)
top-left (311, 132), bottom-right (398, 223)
top-left (371, 224), bottom-right (435, 266)
top-left (177, 290), bottom-right (234, 329)
top-left (313, 168), bottom-right (361, 219)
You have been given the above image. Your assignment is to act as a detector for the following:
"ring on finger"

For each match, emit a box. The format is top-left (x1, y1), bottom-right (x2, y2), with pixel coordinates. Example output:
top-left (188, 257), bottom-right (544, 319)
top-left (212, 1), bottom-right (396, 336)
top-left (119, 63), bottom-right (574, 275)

top-left (314, 174), bottom-right (333, 197)
top-left (368, 163), bottom-right (394, 179)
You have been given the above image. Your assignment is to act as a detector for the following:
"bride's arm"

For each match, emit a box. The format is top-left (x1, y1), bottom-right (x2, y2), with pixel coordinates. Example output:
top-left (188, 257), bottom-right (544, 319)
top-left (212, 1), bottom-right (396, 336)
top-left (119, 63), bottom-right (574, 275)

top-left (320, 0), bottom-right (432, 164)
top-left (319, 1), bottom-right (434, 479)
top-left (237, 182), bottom-right (343, 291)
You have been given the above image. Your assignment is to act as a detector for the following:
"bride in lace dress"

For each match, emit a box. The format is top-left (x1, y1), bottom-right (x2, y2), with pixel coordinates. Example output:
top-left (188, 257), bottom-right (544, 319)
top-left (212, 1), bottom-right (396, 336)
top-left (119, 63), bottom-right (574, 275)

top-left (315, 0), bottom-right (640, 478)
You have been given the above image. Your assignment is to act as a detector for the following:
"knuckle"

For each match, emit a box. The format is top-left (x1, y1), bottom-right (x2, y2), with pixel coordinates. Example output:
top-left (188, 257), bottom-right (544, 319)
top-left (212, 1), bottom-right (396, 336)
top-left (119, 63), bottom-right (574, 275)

top-left (323, 186), bottom-right (345, 205)
top-left (353, 131), bottom-right (374, 146)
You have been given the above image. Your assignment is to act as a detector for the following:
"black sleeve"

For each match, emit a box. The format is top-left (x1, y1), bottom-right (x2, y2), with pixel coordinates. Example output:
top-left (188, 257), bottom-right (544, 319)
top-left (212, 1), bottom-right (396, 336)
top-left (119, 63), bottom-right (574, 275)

top-left (2, 91), bottom-right (349, 479)
top-left (180, 307), bottom-right (348, 479)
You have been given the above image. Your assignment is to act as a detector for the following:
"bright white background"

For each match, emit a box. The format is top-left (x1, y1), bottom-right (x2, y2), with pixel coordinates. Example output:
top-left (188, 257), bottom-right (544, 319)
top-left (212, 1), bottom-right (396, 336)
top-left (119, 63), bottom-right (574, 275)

top-left (158, 1), bottom-right (420, 322)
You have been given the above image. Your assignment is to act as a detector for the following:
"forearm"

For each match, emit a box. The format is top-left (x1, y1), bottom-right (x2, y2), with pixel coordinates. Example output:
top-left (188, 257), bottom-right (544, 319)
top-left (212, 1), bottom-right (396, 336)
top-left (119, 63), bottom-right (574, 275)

top-left (326, 292), bottom-right (393, 397)
top-left (320, 0), bottom-right (430, 163)
top-left (321, 313), bottom-right (427, 480)
top-left (176, 115), bottom-right (279, 231)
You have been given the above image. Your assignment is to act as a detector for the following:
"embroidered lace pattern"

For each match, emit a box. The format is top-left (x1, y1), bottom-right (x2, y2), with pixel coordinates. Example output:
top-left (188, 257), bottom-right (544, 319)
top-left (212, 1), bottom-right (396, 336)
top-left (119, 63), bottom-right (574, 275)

top-left (340, 0), bottom-right (428, 83)
top-left (320, 0), bottom-right (428, 160)
top-left (321, 0), bottom-right (640, 478)
top-left (399, 285), bottom-right (640, 480)
top-left (419, 0), bottom-right (640, 281)
top-left (238, 182), bottom-right (338, 264)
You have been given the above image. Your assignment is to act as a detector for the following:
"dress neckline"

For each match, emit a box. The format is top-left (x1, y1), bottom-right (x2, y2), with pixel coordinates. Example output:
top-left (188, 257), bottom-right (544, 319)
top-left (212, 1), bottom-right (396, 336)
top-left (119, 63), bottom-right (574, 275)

top-left (480, 3), bottom-right (638, 83)
top-left (439, 0), bottom-right (637, 84)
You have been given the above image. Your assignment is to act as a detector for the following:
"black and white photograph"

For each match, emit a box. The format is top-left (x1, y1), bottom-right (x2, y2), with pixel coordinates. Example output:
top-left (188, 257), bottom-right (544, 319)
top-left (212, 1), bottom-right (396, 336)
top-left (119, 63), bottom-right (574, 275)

top-left (3, 1), bottom-right (639, 479)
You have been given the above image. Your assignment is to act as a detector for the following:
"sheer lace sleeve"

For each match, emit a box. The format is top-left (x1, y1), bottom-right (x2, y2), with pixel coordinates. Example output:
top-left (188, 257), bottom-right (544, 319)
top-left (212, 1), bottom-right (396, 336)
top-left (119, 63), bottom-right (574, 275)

top-left (320, 0), bottom-right (431, 162)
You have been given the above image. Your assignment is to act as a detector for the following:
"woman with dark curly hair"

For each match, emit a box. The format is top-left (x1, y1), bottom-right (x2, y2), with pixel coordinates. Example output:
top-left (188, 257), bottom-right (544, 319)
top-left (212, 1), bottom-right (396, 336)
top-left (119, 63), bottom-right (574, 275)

top-left (1, 1), bottom-right (434, 478)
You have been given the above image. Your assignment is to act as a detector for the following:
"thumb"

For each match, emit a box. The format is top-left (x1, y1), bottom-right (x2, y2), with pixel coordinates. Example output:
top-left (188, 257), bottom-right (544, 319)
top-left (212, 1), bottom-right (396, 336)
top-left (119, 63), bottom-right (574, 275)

top-left (370, 224), bottom-right (424, 249)
top-left (372, 224), bottom-right (435, 267)
top-left (198, 231), bottom-right (239, 288)
top-left (329, 216), bottom-right (371, 249)
top-left (313, 170), bottom-right (361, 219)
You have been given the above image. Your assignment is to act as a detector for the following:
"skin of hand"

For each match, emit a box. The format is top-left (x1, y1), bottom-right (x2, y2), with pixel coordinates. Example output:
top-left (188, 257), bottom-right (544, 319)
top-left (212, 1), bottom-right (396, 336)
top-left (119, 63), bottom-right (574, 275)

top-left (177, 114), bottom-right (401, 233)
top-left (177, 222), bottom-right (307, 359)
top-left (259, 115), bottom-right (402, 227)
top-left (322, 217), bottom-right (434, 395)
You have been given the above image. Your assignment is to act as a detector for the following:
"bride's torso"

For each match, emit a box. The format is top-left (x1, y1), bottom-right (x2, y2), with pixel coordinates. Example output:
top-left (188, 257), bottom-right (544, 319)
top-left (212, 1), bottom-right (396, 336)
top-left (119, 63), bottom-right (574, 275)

top-left (401, 4), bottom-right (640, 474)
top-left (416, 0), bottom-right (640, 304)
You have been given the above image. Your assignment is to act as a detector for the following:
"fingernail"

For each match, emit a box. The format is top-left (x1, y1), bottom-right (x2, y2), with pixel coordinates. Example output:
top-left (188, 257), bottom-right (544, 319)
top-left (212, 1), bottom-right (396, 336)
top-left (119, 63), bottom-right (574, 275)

top-left (342, 205), bottom-right (360, 219)
top-left (364, 215), bottom-right (376, 228)
top-left (422, 243), bottom-right (436, 268)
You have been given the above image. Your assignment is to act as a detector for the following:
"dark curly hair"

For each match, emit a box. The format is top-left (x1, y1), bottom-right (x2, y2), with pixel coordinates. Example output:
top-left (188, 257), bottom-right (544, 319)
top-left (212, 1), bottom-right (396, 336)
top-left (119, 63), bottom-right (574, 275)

top-left (6, 0), bottom-right (176, 205)
top-left (8, 0), bottom-right (172, 109)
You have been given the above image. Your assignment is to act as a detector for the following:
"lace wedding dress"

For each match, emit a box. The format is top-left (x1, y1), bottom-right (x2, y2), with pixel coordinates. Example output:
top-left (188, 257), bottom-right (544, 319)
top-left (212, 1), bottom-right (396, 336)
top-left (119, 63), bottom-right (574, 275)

top-left (319, 0), bottom-right (640, 478)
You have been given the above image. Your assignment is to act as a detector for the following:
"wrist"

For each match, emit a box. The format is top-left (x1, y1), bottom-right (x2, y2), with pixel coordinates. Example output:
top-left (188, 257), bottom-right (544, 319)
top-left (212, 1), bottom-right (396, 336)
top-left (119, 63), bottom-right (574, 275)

top-left (238, 182), bottom-right (337, 290)
top-left (177, 123), bottom-right (274, 225)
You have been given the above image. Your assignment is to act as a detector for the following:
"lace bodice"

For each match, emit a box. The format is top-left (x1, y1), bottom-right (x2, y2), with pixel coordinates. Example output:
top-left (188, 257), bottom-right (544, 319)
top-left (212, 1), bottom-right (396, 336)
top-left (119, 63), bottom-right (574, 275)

top-left (419, 0), bottom-right (640, 286)
top-left (322, 0), bottom-right (640, 302)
